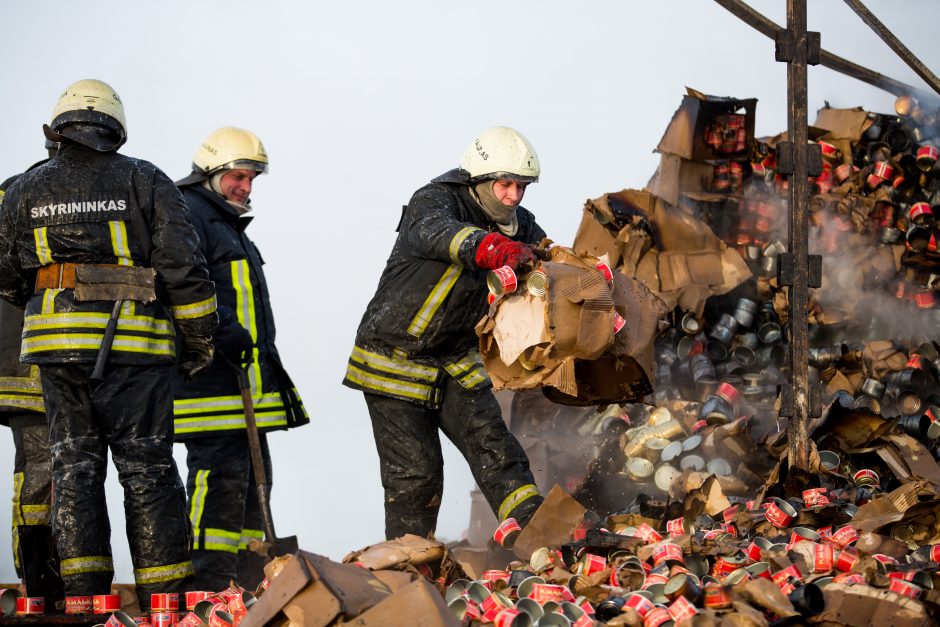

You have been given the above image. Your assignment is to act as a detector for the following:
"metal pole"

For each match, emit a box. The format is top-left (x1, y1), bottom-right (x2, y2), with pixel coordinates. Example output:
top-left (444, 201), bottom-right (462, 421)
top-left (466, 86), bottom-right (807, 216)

top-left (783, 0), bottom-right (812, 472)
top-left (842, 0), bottom-right (940, 99)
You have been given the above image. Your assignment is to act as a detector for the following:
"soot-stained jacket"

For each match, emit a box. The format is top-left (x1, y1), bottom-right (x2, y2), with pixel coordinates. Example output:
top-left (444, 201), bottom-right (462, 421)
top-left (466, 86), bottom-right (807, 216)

top-left (0, 143), bottom-right (217, 367)
top-left (172, 185), bottom-right (308, 439)
top-left (343, 168), bottom-right (545, 408)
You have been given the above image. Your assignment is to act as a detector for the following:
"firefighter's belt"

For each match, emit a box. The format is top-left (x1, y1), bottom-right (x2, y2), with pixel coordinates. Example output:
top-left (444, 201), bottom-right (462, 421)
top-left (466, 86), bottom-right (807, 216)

top-left (35, 263), bottom-right (157, 302)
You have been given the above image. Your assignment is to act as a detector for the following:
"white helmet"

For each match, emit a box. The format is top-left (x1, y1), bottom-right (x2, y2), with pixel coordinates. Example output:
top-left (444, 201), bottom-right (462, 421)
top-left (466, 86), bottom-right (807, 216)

top-left (459, 126), bottom-right (540, 183)
top-left (192, 127), bottom-right (268, 176)
top-left (47, 79), bottom-right (127, 150)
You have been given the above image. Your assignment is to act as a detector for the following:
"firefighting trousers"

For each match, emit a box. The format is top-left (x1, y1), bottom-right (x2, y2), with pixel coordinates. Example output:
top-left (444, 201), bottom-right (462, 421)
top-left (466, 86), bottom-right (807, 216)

top-left (364, 378), bottom-right (543, 540)
top-left (10, 414), bottom-right (63, 600)
top-left (184, 433), bottom-right (271, 591)
top-left (41, 364), bottom-right (193, 605)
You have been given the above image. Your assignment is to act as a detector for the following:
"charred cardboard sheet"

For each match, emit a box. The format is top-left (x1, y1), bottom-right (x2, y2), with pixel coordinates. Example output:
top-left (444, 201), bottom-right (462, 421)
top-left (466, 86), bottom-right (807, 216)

top-left (337, 579), bottom-right (459, 627)
top-left (240, 552), bottom-right (391, 627)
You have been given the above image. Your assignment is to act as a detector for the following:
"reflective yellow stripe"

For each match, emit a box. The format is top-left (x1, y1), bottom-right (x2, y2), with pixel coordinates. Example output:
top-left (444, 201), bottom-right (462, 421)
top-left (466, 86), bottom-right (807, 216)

top-left (172, 295), bottom-right (218, 320)
top-left (350, 346), bottom-right (439, 382)
top-left (12, 472), bottom-right (24, 526)
top-left (0, 394), bottom-right (44, 411)
top-left (22, 333), bottom-right (175, 356)
top-left (175, 392), bottom-right (284, 413)
top-left (24, 312), bottom-right (174, 335)
top-left (108, 220), bottom-right (133, 266)
top-left (0, 189), bottom-right (5, 205)
top-left (204, 528), bottom-right (241, 553)
top-left (134, 560), bottom-right (194, 585)
top-left (444, 352), bottom-right (489, 389)
top-left (0, 367), bottom-right (44, 411)
top-left (231, 260), bottom-right (261, 396)
top-left (22, 505), bottom-right (50, 525)
top-left (174, 412), bottom-right (288, 435)
top-left (344, 364), bottom-right (436, 403)
top-left (449, 226), bottom-right (483, 264)
top-left (239, 528), bottom-right (265, 550)
top-left (41, 288), bottom-right (59, 314)
top-left (406, 265), bottom-right (463, 337)
top-left (189, 469), bottom-right (210, 549)
top-left (498, 484), bottom-right (540, 521)
top-left (61, 555), bottom-right (114, 576)
top-left (33, 228), bottom-right (53, 264)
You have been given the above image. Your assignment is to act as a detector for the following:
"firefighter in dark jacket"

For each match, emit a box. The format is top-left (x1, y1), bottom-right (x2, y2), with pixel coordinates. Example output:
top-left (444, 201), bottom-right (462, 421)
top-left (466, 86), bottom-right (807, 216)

top-left (0, 143), bottom-right (64, 602)
top-left (173, 127), bottom-right (308, 591)
top-left (0, 79), bottom-right (217, 609)
top-left (343, 126), bottom-right (546, 539)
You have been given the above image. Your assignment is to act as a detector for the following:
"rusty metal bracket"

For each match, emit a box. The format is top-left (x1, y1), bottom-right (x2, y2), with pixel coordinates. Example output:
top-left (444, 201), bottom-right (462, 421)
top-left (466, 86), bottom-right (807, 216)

top-left (776, 140), bottom-right (823, 177)
top-left (775, 29), bottom-right (821, 65)
top-left (777, 253), bottom-right (822, 288)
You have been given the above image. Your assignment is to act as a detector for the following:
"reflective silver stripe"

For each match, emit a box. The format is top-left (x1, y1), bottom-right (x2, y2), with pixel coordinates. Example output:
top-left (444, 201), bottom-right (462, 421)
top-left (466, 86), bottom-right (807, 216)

top-left (24, 313), bottom-right (174, 335)
top-left (34, 228), bottom-right (53, 264)
top-left (344, 364), bottom-right (436, 402)
top-left (108, 220), bottom-right (133, 266)
top-left (173, 295), bottom-right (218, 320)
top-left (449, 226), bottom-right (483, 264)
top-left (22, 505), bottom-right (50, 525)
top-left (0, 395), bottom-right (44, 411)
top-left (175, 393), bottom-right (284, 414)
top-left (239, 528), bottom-right (265, 550)
top-left (0, 376), bottom-right (42, 392)
top-left (350, 346), bottom-right (439, 382)
top-left (61, 555), bottom-right (114, 576)
top-left (134, 560), bottom-right (195, 585)
top-left (22, 333), bottom-right (175, 356)
top-left (231, 260), bottom-right (261, 395)
top-left (204, 528), bottom-right (241, 553)
top-left (406, 264), bottom-right (463, 337)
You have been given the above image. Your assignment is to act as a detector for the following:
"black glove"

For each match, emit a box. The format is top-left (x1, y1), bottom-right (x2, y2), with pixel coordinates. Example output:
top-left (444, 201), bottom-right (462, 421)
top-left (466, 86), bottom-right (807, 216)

top-left (179, 336), bottom-right (214, 380)
top-left (214, 308), bottom-right (254, 368)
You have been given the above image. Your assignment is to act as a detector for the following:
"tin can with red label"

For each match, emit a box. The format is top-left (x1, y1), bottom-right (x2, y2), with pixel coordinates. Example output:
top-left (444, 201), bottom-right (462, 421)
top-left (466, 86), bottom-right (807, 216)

top-left (613, 311), bottom-right (626, 334)
top-left (829, 525), bottom-right (859, 549)
top-left (151, 593), bottom-right (179, 613)
top-left (493, 517), bottom-right (522, 548)
top-left (494, 608), bottom-right (527, 627)
top-left (643, 606), bottom-right (672, 627)
top-left (634, 523), bottom-right (663, 544)
top-left (721, 504), bottom-right (740, 524)
top-left (873, 161), bottom-right (895, 179)
top-left (789, 527), bottom-right (820, 545)
top-left (835, 547), bottom-right (860, 572)
top-left (66, 595), bottom-right (94, 614)
top-left (149, 612), bottom-right (177, 627)
top-left (668, 595), bottom-right (698, 621)
top-left (487, 266), bottom-right (518, 298)
top-left (745, 537), bottom-right (772, 563)
top-left (595, 262), bottom-right (613, 285)
top-left (666, 517), bottom-right (693, 537)
top-left (746, 561), bottom-right (772, 581)
top-left (578, 553), bottom-right (607, 576)
top-left (642, 573), bottom-right (670, 589)
top-left (624, 593), bottom-right (654, 618)
top-left (529, 584), bottom-right (567, 603)
top-left (889, 578), bottom-right (923, 599)
top-left (813, 543), bottom-right (835, 574)
top-left (765, 498), bottom-right (797, 528)
top-left (177, 613), bottom-right (203, 627)
top-left (652, 543), bottom-right (684, 568)
top-left (834, 163), bottom-right (855, 182)
top-left (703, 582), bottom-right (732, 609)
top-left (802, 488), bottom-right (830, 507)
top-left (94, 594), bottom-right (122, 614)
top-left (208, 608), bottom-right (234, 627)
top-left (185, 592), bottom-right (211, 611)
top-left (482, 570), bottom-right (511, 584)
top-left (16, 597), bottom-right (44, 615)
top-left (712, 554), bottom-right (745, 578)
top-left (104, 611), bottom-right (137, 627)
top-left (481, 591), bottom-right (513, 623)
top-left (910, 202), bottom-right (933, 224)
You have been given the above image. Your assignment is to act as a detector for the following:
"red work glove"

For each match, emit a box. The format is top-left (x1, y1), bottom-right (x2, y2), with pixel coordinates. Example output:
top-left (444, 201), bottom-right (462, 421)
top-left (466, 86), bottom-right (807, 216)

top-left (474, 232), bottom-right (536, 270)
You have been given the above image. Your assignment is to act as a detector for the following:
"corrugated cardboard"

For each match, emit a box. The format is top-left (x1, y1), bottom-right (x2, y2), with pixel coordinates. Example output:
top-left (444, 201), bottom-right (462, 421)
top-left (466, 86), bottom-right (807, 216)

top-left (338, 579), bottom-right (459, 627)
top-left (513, 485), bottom-right (587, 561)
top-left (656, 90), bottom-right (757, 162)
top-left (813, 107), bottom-right (872, 141)
top-left (647, 154), bottom-right (715, 207)
top-left (817, 582), bottom-right (936, 626)
top-left (241, 552), bottom-right (391, 627)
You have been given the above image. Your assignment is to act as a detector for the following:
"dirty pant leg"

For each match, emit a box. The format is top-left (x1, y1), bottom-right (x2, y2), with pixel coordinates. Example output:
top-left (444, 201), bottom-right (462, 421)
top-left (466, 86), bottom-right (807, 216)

top-left (10, 415), bottom-right (54, 582)
top-left (363, 393), bottom-right (443, 540)
top-left (186, 433), bottom-right (271, 591)
top-left (41, 365), bottom-right (114, 596)
top-left (101, 364), bottom-right (193, 605)
top-left (439, 379), bottom-right (543, 525)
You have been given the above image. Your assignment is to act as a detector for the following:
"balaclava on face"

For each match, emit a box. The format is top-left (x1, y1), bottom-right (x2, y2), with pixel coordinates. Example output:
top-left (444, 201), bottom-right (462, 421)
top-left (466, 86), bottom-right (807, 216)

top-left (473, 180), bottom-right (519, 236)
top-left (203, 172), bottom-right (252, 215)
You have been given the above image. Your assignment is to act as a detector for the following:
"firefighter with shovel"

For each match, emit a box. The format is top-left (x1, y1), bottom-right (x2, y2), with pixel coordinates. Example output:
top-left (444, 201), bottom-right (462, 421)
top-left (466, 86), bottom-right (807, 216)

top-left (173, 127), bottom-right (308, 591)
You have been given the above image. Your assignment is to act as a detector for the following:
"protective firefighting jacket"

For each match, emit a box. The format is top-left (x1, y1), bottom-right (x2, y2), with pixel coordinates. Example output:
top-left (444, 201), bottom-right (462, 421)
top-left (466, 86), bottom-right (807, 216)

top-left (0, 170), bottom-right (44, 419)
top-left (343, 168), bottom-right (546, 407)
top-left (172, 185), bottom-right (307, 439)
top-left (0, 144), bottom-right (217, 364)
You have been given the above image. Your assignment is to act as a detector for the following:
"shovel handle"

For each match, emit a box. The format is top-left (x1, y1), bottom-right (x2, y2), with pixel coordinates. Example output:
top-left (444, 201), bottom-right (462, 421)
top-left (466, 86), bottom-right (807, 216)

top-left (235, 367), bottom-right (278, 543)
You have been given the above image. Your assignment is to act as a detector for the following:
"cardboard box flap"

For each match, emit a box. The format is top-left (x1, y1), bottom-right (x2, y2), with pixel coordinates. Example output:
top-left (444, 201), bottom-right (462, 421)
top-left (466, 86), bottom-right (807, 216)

top-left (813, 107), bottom-right (872, 141)
top-left (513, 485), bottom-right (587, 561)
top-left (338, 579), bottom-right (460, 627)
top-left (572, 209), bottom-right (622, 269)
top-left (304, 553), bottom-right (392, 618)
top-left (656, 91), bottom-right (757, 161)
top-left (492, 293), bottom-right (550, 365)
top-left (342, 535), bottom-right (447, 571)
top-left (817, 583), bottom-right (934, 626)
top-left (241, 553), bottom-right (315, 627)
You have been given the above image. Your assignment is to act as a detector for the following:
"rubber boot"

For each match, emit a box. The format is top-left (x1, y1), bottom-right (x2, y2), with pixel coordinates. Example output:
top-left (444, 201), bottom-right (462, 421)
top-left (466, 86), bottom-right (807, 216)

top-left (18, 525), bottom-right (65, 606)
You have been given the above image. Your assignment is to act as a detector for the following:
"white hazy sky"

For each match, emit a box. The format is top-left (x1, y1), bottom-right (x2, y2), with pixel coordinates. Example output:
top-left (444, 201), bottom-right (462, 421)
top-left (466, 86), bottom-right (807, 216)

top-left (2, 1), bottom-right (939, 582)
